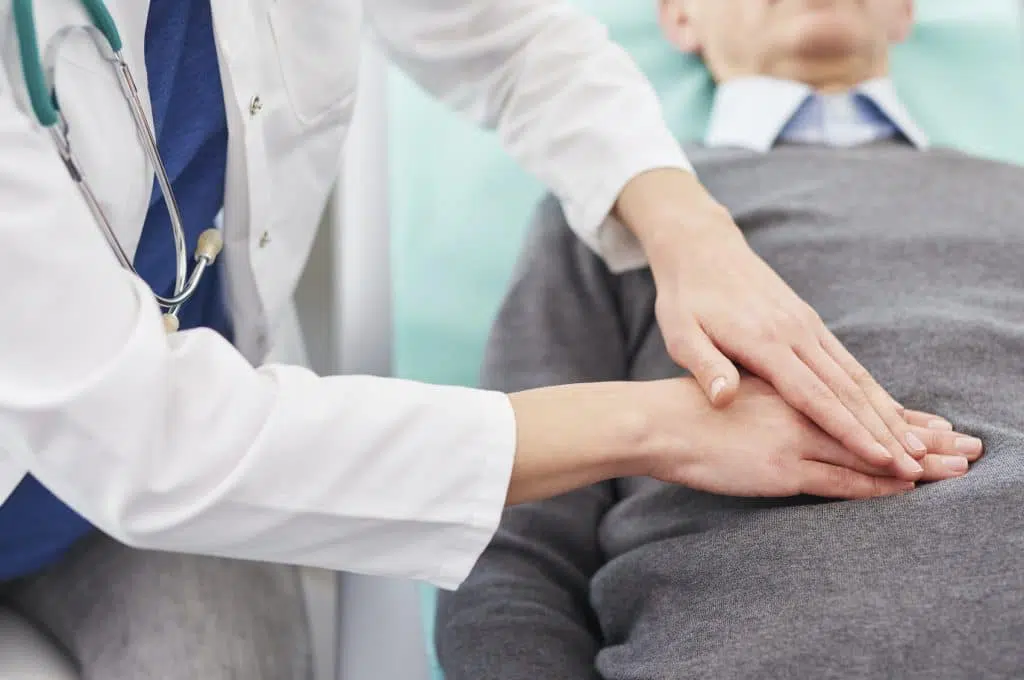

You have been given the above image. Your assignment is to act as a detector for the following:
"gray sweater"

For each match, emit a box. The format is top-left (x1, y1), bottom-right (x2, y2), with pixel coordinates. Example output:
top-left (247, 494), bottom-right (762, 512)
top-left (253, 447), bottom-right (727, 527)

top-left (435, 142), bottom-right (1024, 680)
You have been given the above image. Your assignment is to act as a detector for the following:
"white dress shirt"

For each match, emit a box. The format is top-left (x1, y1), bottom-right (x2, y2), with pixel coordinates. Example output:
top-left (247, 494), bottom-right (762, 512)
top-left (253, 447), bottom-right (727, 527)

top-left (590, 76), bottom-right (929, 273)
top-left (705, 76), bottom-right (929, 151)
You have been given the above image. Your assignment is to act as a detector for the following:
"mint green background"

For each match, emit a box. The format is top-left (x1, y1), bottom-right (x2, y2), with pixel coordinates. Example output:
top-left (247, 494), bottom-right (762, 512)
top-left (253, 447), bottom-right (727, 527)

top-left (387, 2), bottom-right (1024, 676)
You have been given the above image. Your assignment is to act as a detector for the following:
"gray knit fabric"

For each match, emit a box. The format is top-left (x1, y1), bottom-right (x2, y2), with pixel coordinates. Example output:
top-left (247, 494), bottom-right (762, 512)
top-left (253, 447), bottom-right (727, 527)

top-left (436, 142), bottom-right (1024, 680)
top-left (0, 533), bottom-right (312, 679)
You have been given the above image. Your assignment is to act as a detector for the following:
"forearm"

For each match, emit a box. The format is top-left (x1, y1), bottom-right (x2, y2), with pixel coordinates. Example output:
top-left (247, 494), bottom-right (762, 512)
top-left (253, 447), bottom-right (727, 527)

top-left (506, 382), bottom-right (657, 505)
top-left (368, 1), bottom-right (690, 270)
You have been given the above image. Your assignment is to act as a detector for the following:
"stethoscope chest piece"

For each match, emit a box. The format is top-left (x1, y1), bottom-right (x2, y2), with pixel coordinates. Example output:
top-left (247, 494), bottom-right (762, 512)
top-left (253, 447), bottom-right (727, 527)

top-left (162, 314), bottom-right (181, 334)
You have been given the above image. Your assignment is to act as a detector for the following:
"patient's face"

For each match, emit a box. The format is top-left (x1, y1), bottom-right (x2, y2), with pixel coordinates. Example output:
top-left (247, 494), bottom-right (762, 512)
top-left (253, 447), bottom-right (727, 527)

top-left (659, 0), bottom-right (914, 90)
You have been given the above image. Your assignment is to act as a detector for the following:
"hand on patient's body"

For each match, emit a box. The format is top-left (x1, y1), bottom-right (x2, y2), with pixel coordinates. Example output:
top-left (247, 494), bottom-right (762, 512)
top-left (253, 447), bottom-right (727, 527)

top-left (507, 376), bottom-right (982, 505)
top-left (615, 169), bottom-right (928, 483)
top-left (639, 376), bottom-right (982, 500)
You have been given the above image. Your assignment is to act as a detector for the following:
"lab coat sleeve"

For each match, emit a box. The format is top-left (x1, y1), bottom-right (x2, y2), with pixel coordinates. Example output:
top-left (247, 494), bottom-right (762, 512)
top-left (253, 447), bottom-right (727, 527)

top-left (0, 86), bottom-right (515, 589)
top-left (436, 196), bottom-right (626, 678)
top-left (366, 0), bottom-right (693, 273)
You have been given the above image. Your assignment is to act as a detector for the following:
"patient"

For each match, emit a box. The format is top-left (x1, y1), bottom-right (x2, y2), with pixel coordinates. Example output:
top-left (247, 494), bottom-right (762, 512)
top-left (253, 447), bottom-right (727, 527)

top-left (436, 1), bottom-right (1024, 678)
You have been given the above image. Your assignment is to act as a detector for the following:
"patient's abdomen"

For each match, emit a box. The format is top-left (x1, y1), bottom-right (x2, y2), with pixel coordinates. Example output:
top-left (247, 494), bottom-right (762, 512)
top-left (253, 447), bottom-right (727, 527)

top-left (594, 143), bottom-right (1024, 680)
top-left (593, 446), bottom-right (1024, 679)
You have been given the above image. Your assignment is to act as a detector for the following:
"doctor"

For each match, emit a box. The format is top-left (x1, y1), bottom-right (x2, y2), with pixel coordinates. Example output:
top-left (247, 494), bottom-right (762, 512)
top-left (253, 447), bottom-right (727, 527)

top-left (0, 0), bottom-right (935, 676)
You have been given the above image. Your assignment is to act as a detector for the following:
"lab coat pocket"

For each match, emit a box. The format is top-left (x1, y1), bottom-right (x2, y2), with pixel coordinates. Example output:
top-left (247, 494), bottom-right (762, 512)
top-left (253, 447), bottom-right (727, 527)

top-left (267, 0), bottom-right (360, 126)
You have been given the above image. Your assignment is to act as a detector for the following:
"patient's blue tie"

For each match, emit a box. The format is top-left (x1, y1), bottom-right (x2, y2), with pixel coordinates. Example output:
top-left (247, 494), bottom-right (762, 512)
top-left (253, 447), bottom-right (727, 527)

top-left (780, 92), bottom-right (903, 147)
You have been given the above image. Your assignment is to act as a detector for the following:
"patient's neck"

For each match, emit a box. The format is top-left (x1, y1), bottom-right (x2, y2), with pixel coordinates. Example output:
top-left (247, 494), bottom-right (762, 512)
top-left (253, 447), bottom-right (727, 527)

top-left (718, 55), bottom-right (889, 93)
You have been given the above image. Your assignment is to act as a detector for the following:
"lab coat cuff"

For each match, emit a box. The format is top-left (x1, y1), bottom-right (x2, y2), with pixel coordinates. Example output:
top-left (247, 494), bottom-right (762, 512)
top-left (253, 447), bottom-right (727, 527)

top-left (429, 391), bottom-right (517, 591)
top-left (561, 140), bottom-right (694, 274)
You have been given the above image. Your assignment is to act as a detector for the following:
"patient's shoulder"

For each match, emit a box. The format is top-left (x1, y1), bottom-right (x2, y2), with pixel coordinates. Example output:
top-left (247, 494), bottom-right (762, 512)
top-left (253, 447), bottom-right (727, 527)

top-left (525, 193), bottom-right (576, 247)
top-left (520, 193), bottom-right (610, 273)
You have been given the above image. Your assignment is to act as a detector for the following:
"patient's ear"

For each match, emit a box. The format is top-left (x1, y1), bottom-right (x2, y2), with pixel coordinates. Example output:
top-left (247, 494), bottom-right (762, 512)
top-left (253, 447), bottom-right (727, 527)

top-left (658, 0), bottom-right (701, 53)
top-left (887, 0), bottom-right (915, 43)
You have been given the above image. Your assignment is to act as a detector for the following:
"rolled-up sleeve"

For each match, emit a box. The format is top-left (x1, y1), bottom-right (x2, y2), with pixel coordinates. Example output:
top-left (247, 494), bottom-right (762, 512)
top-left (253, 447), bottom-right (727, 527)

top-left (366, 0), bottom-right (692, 272)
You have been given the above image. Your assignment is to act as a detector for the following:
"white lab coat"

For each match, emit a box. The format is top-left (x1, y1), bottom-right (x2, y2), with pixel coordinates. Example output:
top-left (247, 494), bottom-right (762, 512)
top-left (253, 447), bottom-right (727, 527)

top-left (0, 0), bottom-right (688, 589)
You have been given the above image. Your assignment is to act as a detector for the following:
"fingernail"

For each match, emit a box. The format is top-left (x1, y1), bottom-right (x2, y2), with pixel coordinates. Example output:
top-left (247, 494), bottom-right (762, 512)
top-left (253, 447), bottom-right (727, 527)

top-left (955, 437), bottom-right (983, 455)
top-left (710, 377), bottom-right (727, 401)
top-left (928, 419), bottom-right (953, 431)
top-left (906, 457), bottom-right (924, 474)
top-left (905, 432), bottom-right (927, 454)
top-left (941, 456), bottom-right (969, 473)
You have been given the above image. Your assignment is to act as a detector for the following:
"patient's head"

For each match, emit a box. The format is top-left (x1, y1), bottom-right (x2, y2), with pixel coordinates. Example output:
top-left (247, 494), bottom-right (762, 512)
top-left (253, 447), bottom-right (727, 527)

top-left (658, 0), bottom-right (914, 91)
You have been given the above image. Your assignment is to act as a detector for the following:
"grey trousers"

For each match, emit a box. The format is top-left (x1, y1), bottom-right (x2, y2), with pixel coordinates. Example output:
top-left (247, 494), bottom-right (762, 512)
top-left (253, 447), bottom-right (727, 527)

top-left (0, 533), bottom-right (313, 679)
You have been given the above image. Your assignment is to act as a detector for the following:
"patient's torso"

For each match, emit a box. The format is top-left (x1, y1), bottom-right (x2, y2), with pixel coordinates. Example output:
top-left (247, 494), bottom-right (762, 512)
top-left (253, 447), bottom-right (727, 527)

top-left (596, 143), bottom-right (1024, 679)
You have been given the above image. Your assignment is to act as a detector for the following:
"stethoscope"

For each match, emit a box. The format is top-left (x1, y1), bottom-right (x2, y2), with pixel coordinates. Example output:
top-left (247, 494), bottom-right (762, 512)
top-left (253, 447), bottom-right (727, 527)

top-left (12, 0), bottom-right (223, 333)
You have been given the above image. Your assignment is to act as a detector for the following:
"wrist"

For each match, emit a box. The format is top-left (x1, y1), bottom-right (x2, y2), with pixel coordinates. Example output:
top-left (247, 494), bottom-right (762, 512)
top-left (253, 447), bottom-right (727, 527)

top-left (614, 168), bottom-right (739, 263)
top-left (621, 378), bottom-right (707, 478)
top-left (583, 382), bottom-right (667, 479)
top-left (505, 382), bottom-right (664, 504)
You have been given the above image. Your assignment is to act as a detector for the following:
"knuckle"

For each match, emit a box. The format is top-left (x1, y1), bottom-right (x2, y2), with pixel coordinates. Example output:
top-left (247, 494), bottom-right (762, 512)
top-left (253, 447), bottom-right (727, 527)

top-left (798, 303), bottom-right (823, 327)
top-left (663, 333), bottom-right (691, 361)
top-left (773, 428), bottom-right (802, 455)
top-left (740, 313), bottom-right (782, 344)
top-left (848, 364), bottom-right (874, 387)
top-left (825, 465), bottom-right (852, 491)
top-left (914, 428), bottom-right (937, 450)
top-left (784, 388), bottom-right (814, 414)
top-left (865, 477), bottom-right (885, 498)
top-left (939, 432), bottom-right (963, 453)
top-left (766, 452), bottom-right (789, 474)
top-left (771, 310), bottom-right (802, 335)
top-left (807, 380), bottom-right (836, 408)
top-left (838, 383), bottom-right (872, 414)
top-left (876, 427), bottom-right (902, 450)
top-left (693, 355), bottom-right (723, 378)
top-left (747, 323), bottom-right (778, 346)
top-left (767, 456), bottom-right (799, 493)
top-left (846, 387), bottom-right (873, 412)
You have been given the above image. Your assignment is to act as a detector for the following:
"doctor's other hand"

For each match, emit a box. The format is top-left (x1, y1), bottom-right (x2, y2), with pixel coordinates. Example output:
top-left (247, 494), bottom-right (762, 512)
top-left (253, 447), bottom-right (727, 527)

top-left (613, 168), bottom-right (925, 481)
top-left (504, 377), bottom-right (981, 506)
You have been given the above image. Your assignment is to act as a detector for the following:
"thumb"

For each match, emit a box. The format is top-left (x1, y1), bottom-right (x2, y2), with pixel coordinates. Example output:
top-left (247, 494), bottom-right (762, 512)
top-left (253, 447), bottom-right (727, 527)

top-left (665, 325), bottom-right (741, 407)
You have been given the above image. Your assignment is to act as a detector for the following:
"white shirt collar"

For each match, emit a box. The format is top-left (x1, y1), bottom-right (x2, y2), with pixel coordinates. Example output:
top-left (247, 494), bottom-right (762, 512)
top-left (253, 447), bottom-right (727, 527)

top-left (704, 76), bottom-right (929, 152)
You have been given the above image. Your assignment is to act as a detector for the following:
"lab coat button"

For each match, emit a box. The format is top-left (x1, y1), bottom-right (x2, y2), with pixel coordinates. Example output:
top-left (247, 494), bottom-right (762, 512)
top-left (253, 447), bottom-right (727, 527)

top-left (259, 231), bottom-right (271, 248)
top-left (249, 95), bottom-right (263, 116)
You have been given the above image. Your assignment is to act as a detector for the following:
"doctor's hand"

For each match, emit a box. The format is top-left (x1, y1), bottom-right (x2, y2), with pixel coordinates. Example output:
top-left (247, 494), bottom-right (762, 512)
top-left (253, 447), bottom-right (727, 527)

top-left (504, 377), bottom-right (982, 506)
top-left (614, 168), bottom-right (926, 481)
top-left (640, 376), bottom-right (981, 500)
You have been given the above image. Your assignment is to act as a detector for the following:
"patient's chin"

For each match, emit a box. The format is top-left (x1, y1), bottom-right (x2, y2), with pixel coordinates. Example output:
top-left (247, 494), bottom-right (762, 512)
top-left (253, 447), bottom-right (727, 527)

top-left (783, 19), bottom-right (865, 61)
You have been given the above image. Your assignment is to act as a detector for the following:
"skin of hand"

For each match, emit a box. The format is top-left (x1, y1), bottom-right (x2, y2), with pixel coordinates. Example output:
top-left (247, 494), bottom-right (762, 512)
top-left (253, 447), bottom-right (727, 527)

top-left (613, 167), bottom-right (931, 482)
top-left (505, 377), bottom-right (982, 506)
top-left (638, 376), bottom-right (983, 500)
